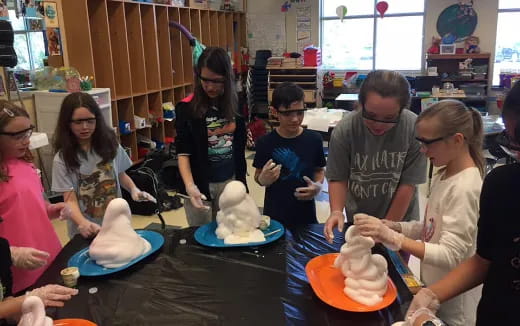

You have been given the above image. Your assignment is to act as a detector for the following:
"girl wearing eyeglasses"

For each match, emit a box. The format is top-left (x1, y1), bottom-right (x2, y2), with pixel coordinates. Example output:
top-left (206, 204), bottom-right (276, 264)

top-left (0, 101), bottom-right (68, 293)
top-left (324, 70), bottom-right (427, 242)
top-left (402, 82), bottom-right (520, 326)
top-left (51, 92), bottom-right (156, 239)
top-left (356, 100), bottom-right (484, 326)
top-left (175, 47), bottom-right (247, 225)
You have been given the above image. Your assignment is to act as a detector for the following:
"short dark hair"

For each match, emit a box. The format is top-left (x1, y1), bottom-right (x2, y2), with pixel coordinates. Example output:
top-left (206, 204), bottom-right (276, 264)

top-left (271, 82), bottom-right (304, 110)
top-left (358, 70), bottom-right (411, 111)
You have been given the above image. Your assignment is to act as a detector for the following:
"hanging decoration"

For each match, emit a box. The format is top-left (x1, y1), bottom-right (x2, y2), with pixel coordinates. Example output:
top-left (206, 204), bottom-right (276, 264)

top-left (376, 1), bottom-right (388, 19)
top-left (336, 5), bottom-right (347, 22)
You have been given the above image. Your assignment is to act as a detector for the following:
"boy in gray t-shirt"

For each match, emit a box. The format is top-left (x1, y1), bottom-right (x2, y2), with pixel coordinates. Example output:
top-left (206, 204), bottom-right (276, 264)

top-left (325, 70), bottom-right (426, 243)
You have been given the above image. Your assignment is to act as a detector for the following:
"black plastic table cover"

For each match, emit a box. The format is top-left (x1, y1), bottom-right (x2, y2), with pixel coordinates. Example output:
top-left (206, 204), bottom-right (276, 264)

top-left (36, 224), bottom-right (413, 326)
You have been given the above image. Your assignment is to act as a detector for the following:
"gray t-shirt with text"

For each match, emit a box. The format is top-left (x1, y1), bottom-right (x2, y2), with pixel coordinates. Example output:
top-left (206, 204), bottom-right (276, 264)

top-left (326, 109), bottom-right (426, 221)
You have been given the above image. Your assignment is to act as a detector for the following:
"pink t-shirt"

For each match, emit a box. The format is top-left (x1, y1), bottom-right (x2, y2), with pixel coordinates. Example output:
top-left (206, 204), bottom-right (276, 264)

top-left (0, 159), bottom-right (62, 293)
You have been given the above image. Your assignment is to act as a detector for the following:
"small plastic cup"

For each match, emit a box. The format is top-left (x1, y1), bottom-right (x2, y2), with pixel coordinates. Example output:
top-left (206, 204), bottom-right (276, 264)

top-left (60, 267), bottom-right (80, 287)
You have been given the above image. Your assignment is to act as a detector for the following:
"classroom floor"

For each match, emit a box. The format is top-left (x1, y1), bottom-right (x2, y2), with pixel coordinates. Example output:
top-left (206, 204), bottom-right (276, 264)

top-left (51, 150), bottom-right (427, 277)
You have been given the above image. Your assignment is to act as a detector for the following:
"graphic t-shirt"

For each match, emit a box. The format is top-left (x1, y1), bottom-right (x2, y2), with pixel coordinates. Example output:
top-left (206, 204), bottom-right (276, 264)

top-left (253, 129), bottom-right (326, 226)
top-left (206, 106), bottom-right (235, 182)
top-left (52, 145), bottom-right (132, 238)
top-left (326, 109), bottom-right (427, 221)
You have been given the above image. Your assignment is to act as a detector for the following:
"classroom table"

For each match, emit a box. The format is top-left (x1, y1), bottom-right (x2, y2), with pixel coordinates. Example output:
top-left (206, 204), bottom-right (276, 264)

top-left (36, 224), bottom-right (413, 326)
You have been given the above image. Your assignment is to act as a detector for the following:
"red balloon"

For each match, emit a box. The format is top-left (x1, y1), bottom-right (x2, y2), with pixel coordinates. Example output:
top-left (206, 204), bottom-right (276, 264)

top-left (376, 1), bottom-right (389, 18)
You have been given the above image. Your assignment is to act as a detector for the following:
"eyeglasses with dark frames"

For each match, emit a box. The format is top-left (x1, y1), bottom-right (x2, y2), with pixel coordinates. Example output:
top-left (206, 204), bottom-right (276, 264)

top-left (0, 125), bottom-right (35, 141)
top-left (415, 134), bottom-right (454, 146)
top-left (276, 108), bottom-right (307, 117)
top-left (362, 106), bottom-right (401, 124)
top-left (199, 75), bottom-right (226, 84)
top-left (70, 118), bottom-right (97, 126)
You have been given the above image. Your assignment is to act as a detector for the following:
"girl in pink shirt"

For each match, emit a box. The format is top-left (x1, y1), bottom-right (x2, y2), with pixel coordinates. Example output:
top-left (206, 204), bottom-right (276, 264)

top-left (0, 101), bottom-right (67, 293)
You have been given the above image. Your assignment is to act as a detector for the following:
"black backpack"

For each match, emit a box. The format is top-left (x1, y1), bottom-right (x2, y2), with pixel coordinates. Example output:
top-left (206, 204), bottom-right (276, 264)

top-left (122, 166), bottom-right (182, 216)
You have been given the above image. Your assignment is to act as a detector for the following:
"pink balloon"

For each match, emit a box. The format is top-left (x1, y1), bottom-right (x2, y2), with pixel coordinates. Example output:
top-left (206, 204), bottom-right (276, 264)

top-left (376, 1), bottom-right (388, 18)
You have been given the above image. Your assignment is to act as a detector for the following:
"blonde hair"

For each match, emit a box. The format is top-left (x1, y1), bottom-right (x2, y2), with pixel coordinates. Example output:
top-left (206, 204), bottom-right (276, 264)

top-left (0, 100), bottom-right (32, 182)
top-left (417, 100), bottom-right (484, 176)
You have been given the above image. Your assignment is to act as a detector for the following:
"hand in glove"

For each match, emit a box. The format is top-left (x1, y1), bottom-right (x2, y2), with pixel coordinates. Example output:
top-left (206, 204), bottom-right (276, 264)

top-left (130, 187), bottom-right (157, 203)
top-left (381, 219), bottom-right (402, 232)
top-left (47, 202), bottom-right (72, 220)
top-left (10, 247), bottom-right (50, 270)
top-left (186, 183), bottom-right (210, 210)
top-left (257, 159), bottom-right (281, 187)
top-left (405, 288), bottom-right (441, 322)
top-left (354, 214), bottom-right (405, 251)
top-left (27, 284), bottom-right (79, 307)
top-left (77, 220), bottom-right (101, 238)
top-left (324, 210), bottom-right (345, 244)
top-left (294, 176), bottom-right (322, 201)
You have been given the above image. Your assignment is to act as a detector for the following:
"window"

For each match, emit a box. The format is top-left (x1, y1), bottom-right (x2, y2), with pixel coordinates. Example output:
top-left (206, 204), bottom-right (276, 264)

top-left (493, 1), bottom-right (520, 85)
top-left (7, 10), bottom-right (46, 71)
top-left (320, 0), bottom-right (425, 71)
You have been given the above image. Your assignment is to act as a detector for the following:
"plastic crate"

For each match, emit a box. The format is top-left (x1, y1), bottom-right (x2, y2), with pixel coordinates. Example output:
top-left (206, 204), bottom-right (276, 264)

top-left (303, 48), bottom-right (321, 67)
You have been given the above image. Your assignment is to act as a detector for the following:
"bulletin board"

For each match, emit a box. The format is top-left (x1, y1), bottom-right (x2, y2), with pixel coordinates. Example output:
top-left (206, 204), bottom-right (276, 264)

top-left (247, 13), bottom-right (286, 61)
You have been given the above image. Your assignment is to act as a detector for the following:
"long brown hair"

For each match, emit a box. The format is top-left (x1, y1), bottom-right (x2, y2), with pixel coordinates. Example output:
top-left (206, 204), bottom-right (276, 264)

top-left (417, 100), bottom-right (485, 176)
top-left (53, 92), bottom-right (117, 172)
top-left (358, 70), bottom-right (411, 111)
top-left (0, 100), bottom-right (32, 182)
top-left (192, 47), bottom-right (238, 121)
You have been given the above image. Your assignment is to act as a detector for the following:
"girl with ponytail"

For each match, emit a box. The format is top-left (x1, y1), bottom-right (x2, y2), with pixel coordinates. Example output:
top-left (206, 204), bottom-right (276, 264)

top-left (355, 100), bottom-right (484, 326)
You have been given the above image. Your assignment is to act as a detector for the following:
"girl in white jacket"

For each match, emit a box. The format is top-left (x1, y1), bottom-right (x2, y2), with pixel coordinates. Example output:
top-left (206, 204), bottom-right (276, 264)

top-left (355, 100), bottom-right (484, 326)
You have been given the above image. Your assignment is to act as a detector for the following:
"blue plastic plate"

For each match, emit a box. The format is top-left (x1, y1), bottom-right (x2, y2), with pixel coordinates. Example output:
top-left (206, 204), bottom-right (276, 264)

top-left (68, 230), bottom-right (164, 276)
top-left (194, 220), bottom-right (285, 247)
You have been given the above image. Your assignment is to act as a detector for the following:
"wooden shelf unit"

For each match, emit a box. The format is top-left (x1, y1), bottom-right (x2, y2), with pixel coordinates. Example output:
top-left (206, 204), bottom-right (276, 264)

top-left (267, 67), bottom-right (318, 105)
top-left (425, 53), bottom-right (491, 93)
top-left (60, 0), bottom-right (246, 161)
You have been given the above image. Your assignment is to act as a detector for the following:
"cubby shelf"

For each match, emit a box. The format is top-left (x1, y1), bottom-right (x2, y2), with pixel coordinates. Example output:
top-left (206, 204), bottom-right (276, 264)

top-left (61, 0), bottom-right (246, 161)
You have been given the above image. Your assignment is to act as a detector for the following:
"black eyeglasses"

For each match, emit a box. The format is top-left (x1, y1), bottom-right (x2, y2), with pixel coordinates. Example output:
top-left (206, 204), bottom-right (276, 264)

top-left (0, 125), bottom-right (35, 141)
top-left (362, 106), bottom-right (400, 124)
top-left (495, 130), bottom-right (520, 151)
top-left (199, 75), bottom-right (226, 84)
top-left (415, 135), bottom-right (453, 146)
top-left (70, 118), bottom-right (97, 126)
top-left (276, 108), bottom-right (307, 117)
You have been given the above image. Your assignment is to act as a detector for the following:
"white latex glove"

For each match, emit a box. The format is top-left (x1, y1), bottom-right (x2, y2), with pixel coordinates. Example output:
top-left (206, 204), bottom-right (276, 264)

top-left (186, 183), bottom-right (210, 210)
top-left (77, 220), bottom-right (101, 238)
top-left (257, 159), bottom-right (281, 187)
top-left (405, 288), bottom-right (441, 322)
top-left (294, 176), bottom-right (322, 201)
top-left (324, 210), bottom-right (345, 244)
top-left (130, 187), bottom-right (157, 203)
top-left (381, 219), bottom-right (402, 233)
top-left (47, 202), bottom-right (72, 220)
top-left (27, 285), bottom-right (79, 308)
top-left (354, 214), bottom-right (405, 251)
top-left (10, 247), bottom-right (50, 270)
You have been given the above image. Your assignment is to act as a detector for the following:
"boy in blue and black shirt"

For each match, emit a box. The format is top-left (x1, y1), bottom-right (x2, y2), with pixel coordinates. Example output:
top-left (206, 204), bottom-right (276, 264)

top-left (253, 82), bottom-right (326, 226)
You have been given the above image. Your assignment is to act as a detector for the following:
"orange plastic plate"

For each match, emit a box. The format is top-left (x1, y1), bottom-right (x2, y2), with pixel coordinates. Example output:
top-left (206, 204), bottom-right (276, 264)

top-left (305, 253), bottom-right (398, 312)
top-left (53, 319), bottom-right (97, 326)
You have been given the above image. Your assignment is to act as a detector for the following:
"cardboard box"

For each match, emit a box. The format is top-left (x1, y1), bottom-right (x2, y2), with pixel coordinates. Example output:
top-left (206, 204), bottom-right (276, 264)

top-left (189, 0), bottom-right (208, 9)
